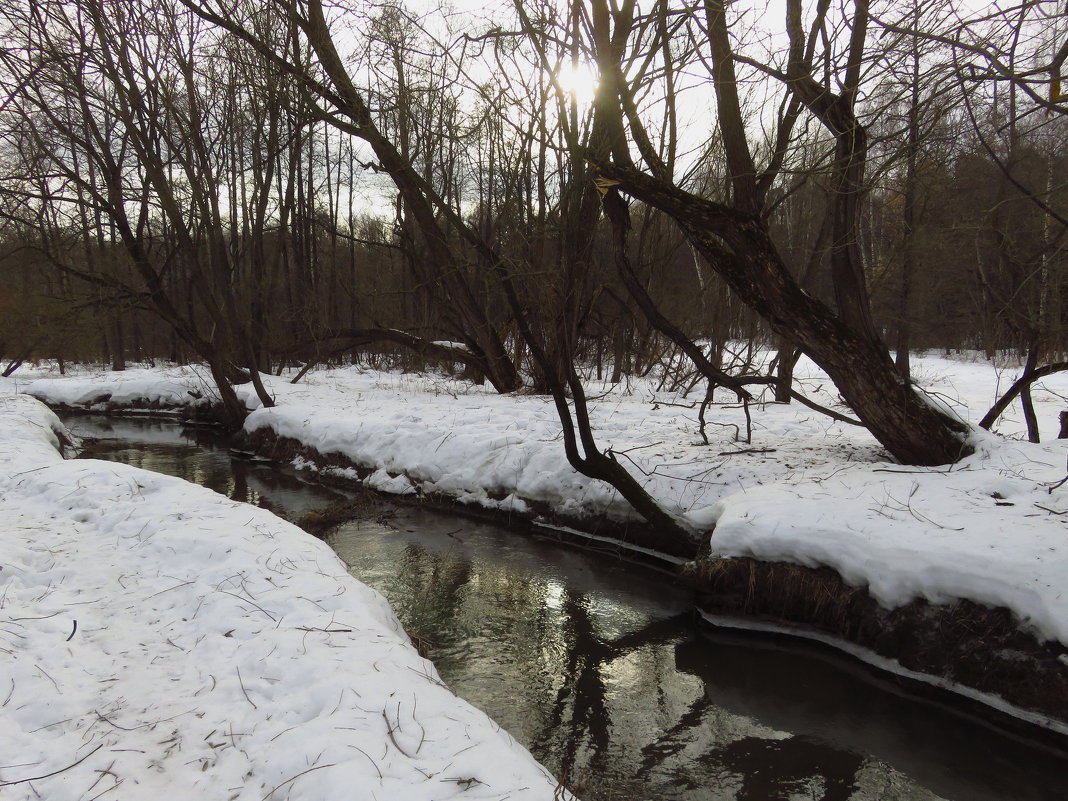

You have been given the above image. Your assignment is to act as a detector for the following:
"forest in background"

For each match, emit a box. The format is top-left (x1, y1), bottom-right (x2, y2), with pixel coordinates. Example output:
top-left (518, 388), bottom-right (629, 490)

top-left (0, 0), bottom-right (1065, 543)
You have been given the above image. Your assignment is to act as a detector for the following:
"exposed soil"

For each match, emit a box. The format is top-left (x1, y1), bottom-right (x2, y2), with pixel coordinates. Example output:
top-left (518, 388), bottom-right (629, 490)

top-left (687, 557), bottom-right (1068, 732)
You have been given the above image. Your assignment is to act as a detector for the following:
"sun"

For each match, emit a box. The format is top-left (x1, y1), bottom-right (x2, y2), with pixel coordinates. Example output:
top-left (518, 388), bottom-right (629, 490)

top-left (553, 60), bottom-right (600, 106)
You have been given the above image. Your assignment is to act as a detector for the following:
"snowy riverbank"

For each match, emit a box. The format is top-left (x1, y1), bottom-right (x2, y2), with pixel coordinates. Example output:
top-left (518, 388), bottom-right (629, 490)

top-left (9, 354), bottom-right (1068, 650)
top-left (0, 394), bottom-right (572, 800)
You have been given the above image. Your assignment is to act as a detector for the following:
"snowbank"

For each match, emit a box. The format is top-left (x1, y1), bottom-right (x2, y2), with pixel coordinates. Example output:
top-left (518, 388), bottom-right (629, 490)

top-left (708, 430), bottom-right (1068, 639)
top-left (17, 364), bottom-right (216, 412)
top-left (8, 354), bottom-right (1068, 649)
top-left (0, 395), bottom-right (571, 800)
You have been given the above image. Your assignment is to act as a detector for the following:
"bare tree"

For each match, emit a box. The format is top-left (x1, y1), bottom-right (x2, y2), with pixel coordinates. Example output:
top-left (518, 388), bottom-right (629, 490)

top-left (579, 0), bottom-right (972, 465)
top-left (0, 0), bottom-right (289, 423)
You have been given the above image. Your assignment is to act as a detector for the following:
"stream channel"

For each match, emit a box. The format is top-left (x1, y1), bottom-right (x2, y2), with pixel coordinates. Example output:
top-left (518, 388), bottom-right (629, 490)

top-left (63, 412), bottom-right (1068, 801)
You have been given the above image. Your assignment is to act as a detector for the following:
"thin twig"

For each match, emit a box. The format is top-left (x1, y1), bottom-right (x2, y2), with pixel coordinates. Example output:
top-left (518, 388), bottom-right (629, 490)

top-left (0, 743), bottom-right (104, 786)
top-left (216, 589), bottom-right (278, 621)
top-left (236, 667), bottom-right (257, 709)
top-left (350, 746), bottom-right (383, 780)
top-left (260, 763), bottom-right (337, 800)
top-left (383, 709), bottom-right (412, 757)
top-left (1035, 504), bottom-right (1067, 515)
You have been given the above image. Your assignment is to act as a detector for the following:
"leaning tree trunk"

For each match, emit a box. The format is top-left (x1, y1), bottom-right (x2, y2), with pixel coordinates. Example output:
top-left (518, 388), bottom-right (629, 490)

top-left (205, 356), bottom-right (249, 430)
top-left (684, 217), bottom-right (969, 465)
top-left (593, 165), bottom-right (971, 466)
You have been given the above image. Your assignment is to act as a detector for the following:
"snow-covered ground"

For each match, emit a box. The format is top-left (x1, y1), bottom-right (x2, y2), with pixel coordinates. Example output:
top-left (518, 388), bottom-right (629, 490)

top-left (5, 353), bottom-right (1068, 647)
top-left (0, 394), bottom-right (573, 800)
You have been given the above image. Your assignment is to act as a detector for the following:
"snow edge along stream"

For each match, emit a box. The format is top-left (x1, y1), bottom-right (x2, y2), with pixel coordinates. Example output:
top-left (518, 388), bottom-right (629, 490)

top-left (10, 361), bottom-right (1068, 736)
top-left (0, 394), bottom-right (575, 801)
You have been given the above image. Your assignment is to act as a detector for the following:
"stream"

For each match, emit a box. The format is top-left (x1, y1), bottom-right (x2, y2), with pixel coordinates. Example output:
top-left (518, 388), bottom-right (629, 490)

top-left (63, 413), bottom-right (1068, 801)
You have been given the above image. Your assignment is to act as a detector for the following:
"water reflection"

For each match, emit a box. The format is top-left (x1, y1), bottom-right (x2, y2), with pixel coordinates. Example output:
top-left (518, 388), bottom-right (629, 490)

top-left (64, 414), bottom-right (351, 523)
top-left (66, 414), bottom-right (1068, 801)
top-left (331, 509), bottom-right (1068, 801)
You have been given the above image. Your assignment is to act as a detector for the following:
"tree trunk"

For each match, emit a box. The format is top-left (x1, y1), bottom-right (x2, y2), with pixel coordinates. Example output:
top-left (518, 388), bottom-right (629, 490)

top-left (109, 317), bottom-right (126, 372)
top-left (592, 166), bottom-right (971, 465)
top-left (206, 358), bottom-right (248, 430)
top-left (979, 360), bottom-right (1068, 431)
top-left (774, 346), bottom-right (801, 403)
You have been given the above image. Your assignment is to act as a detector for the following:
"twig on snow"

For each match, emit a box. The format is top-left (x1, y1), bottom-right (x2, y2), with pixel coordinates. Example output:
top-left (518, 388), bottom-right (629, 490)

top-left (442, 777), bottom-right (485, 790)
top-left (216, 589), bottom-right (278, 621)
top-left (86, 776), bottom-right (123, 801)
top-left (145, 580), bottom-right (195, 600)
top-left (1035, 504), bottom-right (1067, 515)
top-left (383, 709), bottom-right (412, 757)
top-left (349, 746), bottom-right (383, 780)
top-left (34, 664), bottom-right (60, 692)
top-left (10, 610), bottom-right (62, 622)
top-left (82, 758), bottom-right (116, 797)
top-left (260, 763), bottom-right (337, 800)
top-left (235, 667), bottom-right (257, 709)
top-left (0, 743), bottom-right (104, 787)
top-left (95, 710), bottom-right (142, 731)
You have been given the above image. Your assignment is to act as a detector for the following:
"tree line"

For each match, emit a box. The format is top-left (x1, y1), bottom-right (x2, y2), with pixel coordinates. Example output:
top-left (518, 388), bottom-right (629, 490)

top-left (0, 0), bottom-right (1064, 548)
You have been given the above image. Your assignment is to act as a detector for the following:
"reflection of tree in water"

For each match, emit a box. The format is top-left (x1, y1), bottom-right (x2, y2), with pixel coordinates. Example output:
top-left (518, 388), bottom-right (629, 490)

top-left (630, 637), bottom-right (867, 799)
top-left (638, 708), bottom-right (864, 799)
top-left (702, 735), bottom-right (862, 801)
top-left (636, 692), bottom-right (718, 780)
top-left (386, 545), bottom-right (474, 649)
top-left (80, 426), bottom-right (873, 800)
top-left (533, 588), bottom-right (614, 780)
top-left (532, 596), bottom-right (694, 787)
top-left (382, 543), bottom-right (698, 791)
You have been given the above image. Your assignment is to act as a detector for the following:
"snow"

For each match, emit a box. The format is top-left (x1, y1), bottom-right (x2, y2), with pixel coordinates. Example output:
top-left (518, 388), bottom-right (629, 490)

top-left (13, 364), bottom-right (217, 412)
top-left (429, 341), bottom-right (472, 354)
top-left (0, 394), bottom-right (572, 800)
top-left (5, 352), bottom-right (1068, 652)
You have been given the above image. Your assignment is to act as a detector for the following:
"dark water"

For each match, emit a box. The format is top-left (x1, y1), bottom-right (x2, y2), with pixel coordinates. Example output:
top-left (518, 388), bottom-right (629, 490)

top-left (64, 413), bottom-right (1068, 801)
